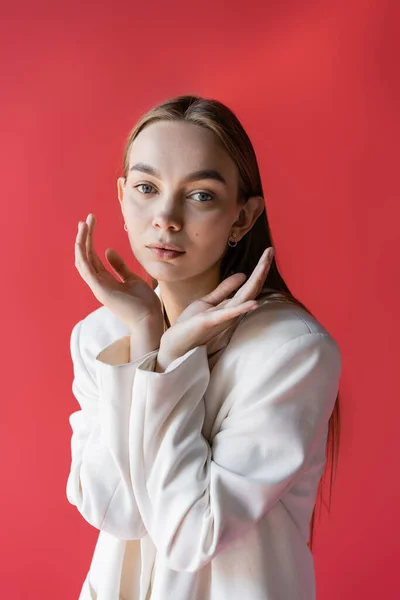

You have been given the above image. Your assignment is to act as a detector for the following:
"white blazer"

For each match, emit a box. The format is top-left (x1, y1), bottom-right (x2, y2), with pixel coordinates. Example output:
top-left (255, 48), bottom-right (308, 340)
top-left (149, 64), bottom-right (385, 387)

top-left (66, 286), bottom-right (342, 600)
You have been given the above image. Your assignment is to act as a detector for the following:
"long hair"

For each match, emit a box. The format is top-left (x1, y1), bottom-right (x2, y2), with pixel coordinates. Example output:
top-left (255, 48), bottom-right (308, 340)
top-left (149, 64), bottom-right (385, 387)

top-left (121, 95), bottom-right (341, 552)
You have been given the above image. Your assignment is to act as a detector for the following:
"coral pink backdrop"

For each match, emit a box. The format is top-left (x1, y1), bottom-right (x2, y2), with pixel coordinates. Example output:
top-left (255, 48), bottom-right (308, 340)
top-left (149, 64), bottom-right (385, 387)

top-left (1, 0), bottom-right (398, 598)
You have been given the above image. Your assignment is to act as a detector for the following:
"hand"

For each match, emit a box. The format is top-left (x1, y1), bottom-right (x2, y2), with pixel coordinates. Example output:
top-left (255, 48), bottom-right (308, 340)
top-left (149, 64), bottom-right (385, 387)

top-left (75, 213), bottom-right (164, 332)
top-left (157, 247), bottom-right (275, 370)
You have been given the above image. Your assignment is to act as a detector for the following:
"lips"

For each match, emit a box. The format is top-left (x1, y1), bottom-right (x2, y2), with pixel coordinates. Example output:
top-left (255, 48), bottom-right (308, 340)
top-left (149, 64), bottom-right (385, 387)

top-left (148, 245), bottom-right (184, 252)
top-left (148, 247), bottom-right (185, 259)
top-left (158, 247), bottom-right (183, 252)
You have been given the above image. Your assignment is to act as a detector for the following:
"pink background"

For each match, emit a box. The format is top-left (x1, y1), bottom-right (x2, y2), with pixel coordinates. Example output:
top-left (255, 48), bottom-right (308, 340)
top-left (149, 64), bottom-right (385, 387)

top-left (1, 0), bottom-right (398, 597)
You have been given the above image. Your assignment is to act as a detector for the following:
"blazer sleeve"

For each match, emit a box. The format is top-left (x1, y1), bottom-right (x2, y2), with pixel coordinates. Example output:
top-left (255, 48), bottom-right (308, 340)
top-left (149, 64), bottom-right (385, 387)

top-left (98, 330), bottom-right (342, 571)
top-left (66, 319), bottom-right (151, 539)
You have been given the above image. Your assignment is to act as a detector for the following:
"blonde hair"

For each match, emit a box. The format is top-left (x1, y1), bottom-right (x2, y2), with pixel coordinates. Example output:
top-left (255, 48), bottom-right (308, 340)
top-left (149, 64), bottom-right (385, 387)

top-left (121, 95), bottom-right (341, 552)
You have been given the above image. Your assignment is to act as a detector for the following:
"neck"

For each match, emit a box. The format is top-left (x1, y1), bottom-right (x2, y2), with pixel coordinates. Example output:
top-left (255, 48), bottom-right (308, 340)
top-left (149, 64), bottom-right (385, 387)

top-left (156, 267), bottom-right (221, 329)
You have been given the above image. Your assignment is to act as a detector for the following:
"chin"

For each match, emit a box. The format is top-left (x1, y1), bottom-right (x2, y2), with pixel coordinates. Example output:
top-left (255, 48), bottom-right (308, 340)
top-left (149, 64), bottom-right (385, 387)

top-left (145, 264), bottom-right (183, 280)
top-left (147, 267), bottom-right (198, 285)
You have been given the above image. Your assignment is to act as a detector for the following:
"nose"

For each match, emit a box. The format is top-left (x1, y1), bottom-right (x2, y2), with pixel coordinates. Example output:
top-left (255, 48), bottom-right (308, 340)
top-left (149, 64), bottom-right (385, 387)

top-left (152, 197), bottom-right (183, 231)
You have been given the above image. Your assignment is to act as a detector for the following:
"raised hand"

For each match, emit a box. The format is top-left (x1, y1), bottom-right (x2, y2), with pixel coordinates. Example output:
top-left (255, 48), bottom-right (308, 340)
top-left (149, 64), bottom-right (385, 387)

top-left (74, 213), bottom-right (163, 332)
top-left (157, 247), bottom-right (275, 370)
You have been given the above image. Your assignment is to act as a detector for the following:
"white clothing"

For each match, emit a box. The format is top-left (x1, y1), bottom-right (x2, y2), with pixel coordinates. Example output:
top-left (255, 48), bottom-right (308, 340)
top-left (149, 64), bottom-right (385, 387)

top-left (66, 287), bottom-right (342, 599)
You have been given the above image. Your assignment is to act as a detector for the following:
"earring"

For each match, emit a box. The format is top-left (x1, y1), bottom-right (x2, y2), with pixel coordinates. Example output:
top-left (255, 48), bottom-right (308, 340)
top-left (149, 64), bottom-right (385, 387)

top-left (228, 232), bottom-right (238, 247)
top-left (124, 223), bottom-right (128, 231)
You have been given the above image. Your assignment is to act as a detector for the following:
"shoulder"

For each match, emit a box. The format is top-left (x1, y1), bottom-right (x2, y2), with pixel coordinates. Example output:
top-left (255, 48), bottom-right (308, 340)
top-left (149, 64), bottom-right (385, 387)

top-left (229, 293), bottom-right (342, 374)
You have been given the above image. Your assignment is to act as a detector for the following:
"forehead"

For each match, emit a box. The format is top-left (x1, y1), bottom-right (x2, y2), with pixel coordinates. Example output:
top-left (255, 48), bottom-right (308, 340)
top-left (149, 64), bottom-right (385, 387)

top-left (128, 120), bottom-right (238, 183)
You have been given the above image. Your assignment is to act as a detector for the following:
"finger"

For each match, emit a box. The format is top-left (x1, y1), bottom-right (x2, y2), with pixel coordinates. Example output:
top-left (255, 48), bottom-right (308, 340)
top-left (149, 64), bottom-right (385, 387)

top-left (206, 298), bottom-right (231, 312)
top-left (85, 214), bottom-right (105, 273)
top-left (201, 300), bottom-right (259, 327)
top-left (202, 272), bottom-right (247, 306)
top-left (75, 221), bottom-right (98, 283)
top-left (230, 247), bottom-right (274, 306)
top-left (105, 248), bottom-right (139, 283)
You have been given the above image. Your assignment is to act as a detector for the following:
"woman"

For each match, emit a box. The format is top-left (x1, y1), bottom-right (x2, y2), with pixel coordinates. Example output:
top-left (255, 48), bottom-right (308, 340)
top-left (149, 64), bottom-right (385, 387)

top-left (66, 95), bottom-right (342, 600)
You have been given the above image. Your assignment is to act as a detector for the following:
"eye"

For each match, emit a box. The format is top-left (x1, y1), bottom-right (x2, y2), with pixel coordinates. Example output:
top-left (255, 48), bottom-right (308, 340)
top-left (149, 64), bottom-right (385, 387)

top-left (133, 184), bottom-right (213, 202)
top-left (134, 183), bottom-right (156, 194)
top-left (190, 191), bottom-right (214, 202)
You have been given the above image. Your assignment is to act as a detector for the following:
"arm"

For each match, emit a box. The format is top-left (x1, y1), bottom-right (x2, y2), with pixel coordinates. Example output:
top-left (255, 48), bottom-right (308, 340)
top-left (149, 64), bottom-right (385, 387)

top-left (115, 330), bottom-right (341, 571)
top-left (66, 319), bottom-right (158, 539)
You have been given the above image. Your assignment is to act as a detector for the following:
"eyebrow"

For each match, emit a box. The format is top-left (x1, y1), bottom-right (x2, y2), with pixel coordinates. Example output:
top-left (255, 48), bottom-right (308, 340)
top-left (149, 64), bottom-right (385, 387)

top-left (129, 162), bottom-right (227, 185)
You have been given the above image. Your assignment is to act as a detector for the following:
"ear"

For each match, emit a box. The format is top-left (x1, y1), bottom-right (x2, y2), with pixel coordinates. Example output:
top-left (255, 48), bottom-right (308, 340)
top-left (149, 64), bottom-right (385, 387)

top-left (233, 195), bottom-right (266, 239)
top-left (117, 177), bottom-right (126, 205)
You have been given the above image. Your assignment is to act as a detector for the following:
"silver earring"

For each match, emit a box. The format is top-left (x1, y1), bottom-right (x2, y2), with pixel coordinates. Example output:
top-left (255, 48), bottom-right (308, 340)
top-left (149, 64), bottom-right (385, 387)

top-left (228, 232), bottom-right (238, 247)
top-left (124, 223), bottom-right (128, 231)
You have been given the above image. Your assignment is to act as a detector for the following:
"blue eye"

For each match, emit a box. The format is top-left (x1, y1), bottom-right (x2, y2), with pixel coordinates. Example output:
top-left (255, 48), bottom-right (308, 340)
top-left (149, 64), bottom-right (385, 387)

top-left (135, 184), bottom-right (155, 194)
top-left (134, 184), bottom-right (213, 202)
top-left (191, 191), bottom-right (213, 202)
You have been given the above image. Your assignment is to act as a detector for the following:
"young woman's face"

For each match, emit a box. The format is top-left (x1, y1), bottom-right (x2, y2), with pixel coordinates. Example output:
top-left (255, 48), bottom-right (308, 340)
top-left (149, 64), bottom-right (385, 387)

top-left (118, 120), bottom-right (242, 285)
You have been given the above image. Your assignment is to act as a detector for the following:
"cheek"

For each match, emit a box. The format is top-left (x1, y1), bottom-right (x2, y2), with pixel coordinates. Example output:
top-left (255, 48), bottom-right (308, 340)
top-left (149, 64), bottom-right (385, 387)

top-left (123, 197), bottom-right (147, 224)
top-left (193, 213), bottom-right (231, 241)
top-left (191, 224), bottom-right (231, 263)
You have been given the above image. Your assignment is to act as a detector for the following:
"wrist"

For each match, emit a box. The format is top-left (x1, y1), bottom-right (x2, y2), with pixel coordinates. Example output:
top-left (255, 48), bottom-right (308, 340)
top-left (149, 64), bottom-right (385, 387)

top-left (129, 323), bottom-right (163, 362)
top-left (154, 347), bottom-right (173, 373)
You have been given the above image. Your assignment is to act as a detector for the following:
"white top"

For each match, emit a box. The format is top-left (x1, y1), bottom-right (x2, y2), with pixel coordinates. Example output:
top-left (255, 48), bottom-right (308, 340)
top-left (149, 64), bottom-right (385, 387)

top-left (66, 286), bottom-right (342, 600)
